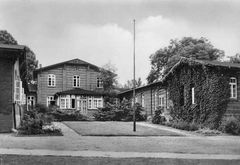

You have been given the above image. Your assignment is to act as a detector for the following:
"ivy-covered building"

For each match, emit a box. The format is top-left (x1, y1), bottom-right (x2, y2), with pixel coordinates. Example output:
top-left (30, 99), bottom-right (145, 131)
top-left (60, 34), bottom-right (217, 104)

top-left (119, 58), bottom-right (240, 127)
top-left (163, 58), bottom-right (240, 128)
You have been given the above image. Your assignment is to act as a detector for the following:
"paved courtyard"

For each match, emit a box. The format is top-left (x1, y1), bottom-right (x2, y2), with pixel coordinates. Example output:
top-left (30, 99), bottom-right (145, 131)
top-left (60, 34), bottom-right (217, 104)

top-left (0, 121), bottom-right (239, 154)
top-left (0, 122), bottom-right (240, 164)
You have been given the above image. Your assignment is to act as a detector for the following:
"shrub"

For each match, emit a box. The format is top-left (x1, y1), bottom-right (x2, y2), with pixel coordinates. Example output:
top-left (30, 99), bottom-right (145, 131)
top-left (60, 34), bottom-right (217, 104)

top-left (152, 107), bottom-right (166, 124)
top-left (168, 120), bottom-right (199, 131)
top-left (18, 110), bottom-right (44, 135)
top-left (50, 110), bottom-right (88, 121)
top-left (18, 105), bottom-right (62, 135)
top-left (195, 128), bottom-right (221, 136)
top-left (220, 116), bottom-right (240, 135)
top-left (93, 100), bottom-right (146, 121)
top-left (42, 125), bottom-right (62, 135)
top-left (124, 103), bottom-right (146, 121)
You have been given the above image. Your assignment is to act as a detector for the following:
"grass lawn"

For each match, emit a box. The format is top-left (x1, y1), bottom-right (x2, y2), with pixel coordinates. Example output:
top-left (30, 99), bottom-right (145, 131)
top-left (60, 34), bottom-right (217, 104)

top-left (64, 121), bottom-right (182, 136)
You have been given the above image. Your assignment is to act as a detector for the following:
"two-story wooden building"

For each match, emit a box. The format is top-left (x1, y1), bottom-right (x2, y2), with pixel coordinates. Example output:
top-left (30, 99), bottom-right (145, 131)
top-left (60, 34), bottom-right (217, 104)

top-left (33, 59), bottom-right (105, 114)
top-left (0, 44), bottom-right (27, 132)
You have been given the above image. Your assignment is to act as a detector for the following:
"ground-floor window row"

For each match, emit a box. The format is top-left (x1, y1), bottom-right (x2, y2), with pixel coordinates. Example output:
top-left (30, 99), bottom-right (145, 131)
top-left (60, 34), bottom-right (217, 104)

top-left (51, 95), bottom-right (104, 110)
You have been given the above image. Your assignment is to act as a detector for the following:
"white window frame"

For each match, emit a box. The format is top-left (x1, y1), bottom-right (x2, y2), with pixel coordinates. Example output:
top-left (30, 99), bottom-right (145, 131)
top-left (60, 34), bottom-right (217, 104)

top-left (230, 77), bottom-right (237, 99)
top-left (48, 74), bottom-right (56, 87)
top-left (141, 93), bottom-right (145, 107)
top-left (92, 96), bottom-right (103, 109)
top-left (14, 80), bottom-right (22, 102)
top-left (159, 94), bottom-right (165, 107)
top-left (47, 96), bottom-right (54, 107)
top-left (97, 77), bottom-right (103, 88)
top-left (155, 91), bottom-right (158, 110)
top-left (192, 87), bottom-right (195, 104)
top-left (27, 96), bottom-right (35, 106)
top-left (73, 75), bottom-right (80, 87)
top-left (88, 97), bottom-right (92, 109)
top-left (60, 95), bottom-right (71, 109)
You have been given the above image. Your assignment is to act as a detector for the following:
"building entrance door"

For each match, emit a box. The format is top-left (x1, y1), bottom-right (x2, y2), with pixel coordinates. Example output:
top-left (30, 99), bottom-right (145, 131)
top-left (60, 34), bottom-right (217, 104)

top-left (77, 96), bottom-right (87, 114)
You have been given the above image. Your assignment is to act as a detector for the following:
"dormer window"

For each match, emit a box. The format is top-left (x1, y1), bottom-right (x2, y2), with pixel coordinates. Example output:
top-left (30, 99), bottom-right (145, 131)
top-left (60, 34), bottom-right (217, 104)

top-left (97, 77), bottom-right (103, 88)
top-left (73, 75), bottom-right (80, 87)
top-left (230, 77), bottom-right (237, 99)
top-left (48, 74), bottom-right (55, 87)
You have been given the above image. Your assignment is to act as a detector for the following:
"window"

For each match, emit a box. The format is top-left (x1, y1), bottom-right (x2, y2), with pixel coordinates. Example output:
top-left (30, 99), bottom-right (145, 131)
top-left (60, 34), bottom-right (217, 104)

top-left (73, 75), bottom-right (80, 87)
top-left (71, 98), bottom-right (76, 109)
top-left (113, 98), bottom-right (119, 105)
top-left (141, 93), bottom-right (144, 107)
top-left (230, 77), bottom-right (237, 99)
top-left (88, 97), bottom-right (92, 109)
top-left (60, 96), bottom-right (70, 109)
top-left (60, 98), bottom-right (66, 109)
top-left (159, 95), bottom-right (165, 107)
top-left (21, 87), bottom-right (26, 105)
top-left (47, 96), bottom-right (54, 106)
top-left (191, 87), bottom-right (195, 104)
top-left (48, 74), bottom-right (55, 87)
top-left (27, 96), bottom-right (35, 106)
top-left (92, 97), bottom-right (103, 109)
top-left (155, 91), bottom-right (158, 110)
top-left (97, 77), bottom-right (103, 88)
top-left (180, 86), bottom-right (185, 106)
top-left (93, 99), bottom-right (98, 109)
top-left (14, 80), bottom-right (22, 102)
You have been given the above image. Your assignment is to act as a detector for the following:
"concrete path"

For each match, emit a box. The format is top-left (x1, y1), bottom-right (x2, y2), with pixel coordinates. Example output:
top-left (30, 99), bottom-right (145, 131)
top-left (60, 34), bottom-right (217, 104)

top-left (1, 148), bottom-right (240, 165)
top-left (1, 148), bottom-right (240, 160)
top-left (0, 122), bottom-right (240, 164)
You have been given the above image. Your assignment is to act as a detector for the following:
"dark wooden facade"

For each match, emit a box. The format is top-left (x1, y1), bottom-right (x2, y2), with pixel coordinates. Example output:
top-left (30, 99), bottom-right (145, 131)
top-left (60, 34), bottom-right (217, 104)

top-left (0, 44), bottom-right (26, 132)
top-left (118, 82), bottom-right (169, 117)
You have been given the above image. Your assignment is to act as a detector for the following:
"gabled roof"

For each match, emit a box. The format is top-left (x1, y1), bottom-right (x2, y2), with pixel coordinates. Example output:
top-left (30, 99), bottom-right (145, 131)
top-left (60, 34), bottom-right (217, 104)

top-left (34, 58), bottom-right (101, 73)
top-left (118, 81), bottom-right (163, 96)
top-left (0, 44), bottom-right (26, 59)
top-left (55, 88), bottom-right (105, 96)
top-left (0, 44), bottom-right (25, 50)
top-left (162, 57), bottom-right (240, 82)
top-left (118, 58), bottom-right (240, 96)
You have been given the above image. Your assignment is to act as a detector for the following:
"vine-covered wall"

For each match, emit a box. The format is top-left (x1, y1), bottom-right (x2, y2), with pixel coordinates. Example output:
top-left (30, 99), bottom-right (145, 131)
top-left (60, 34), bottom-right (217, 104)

top-left (167, 62), bottom-right (233, 128)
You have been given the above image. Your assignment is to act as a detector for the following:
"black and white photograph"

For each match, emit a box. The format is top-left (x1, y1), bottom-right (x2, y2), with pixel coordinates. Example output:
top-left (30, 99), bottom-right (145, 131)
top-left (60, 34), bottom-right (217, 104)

top-left (0, 0), bottom-right (240, 164)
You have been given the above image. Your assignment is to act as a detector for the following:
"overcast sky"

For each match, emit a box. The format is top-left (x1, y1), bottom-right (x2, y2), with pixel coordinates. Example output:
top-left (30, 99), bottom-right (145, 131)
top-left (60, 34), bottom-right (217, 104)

top-left (1, 0), bottom-right (240, 84)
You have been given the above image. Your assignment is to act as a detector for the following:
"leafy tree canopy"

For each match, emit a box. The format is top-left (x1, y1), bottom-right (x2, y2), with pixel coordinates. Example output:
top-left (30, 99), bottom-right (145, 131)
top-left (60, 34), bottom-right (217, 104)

top-left (229, 53), bottom-right (240, 63)
top-left (0, 30), bottom-right (38, 82)
top-left (147, 37), bottom-right (224, 83)
top-left (100, 62), bottom-right (118, 92)
top-left (123, 77), bottom-right (143, 89)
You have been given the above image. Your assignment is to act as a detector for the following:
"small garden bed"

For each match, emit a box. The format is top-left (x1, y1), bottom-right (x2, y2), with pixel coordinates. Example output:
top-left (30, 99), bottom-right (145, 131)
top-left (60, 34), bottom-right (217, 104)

top-left (17, 104), bottom-right (63, 136)
top-left (151, 107), bottom-right (240, 136)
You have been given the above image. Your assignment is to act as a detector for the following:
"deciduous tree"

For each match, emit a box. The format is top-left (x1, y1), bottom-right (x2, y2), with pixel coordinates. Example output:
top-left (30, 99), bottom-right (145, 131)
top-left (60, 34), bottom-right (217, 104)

top-left (147, 37), bottom-right (224, 83)
top-left (0, 30), bottom-right (38, 82)
top-left (100, 62), bottom-right (118, 92)
top-left (229, 53), bottom-right (240, 63)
